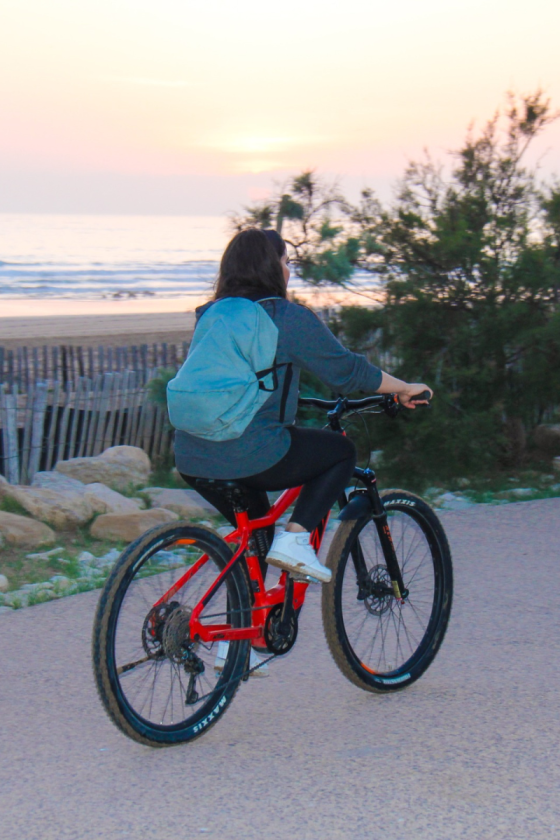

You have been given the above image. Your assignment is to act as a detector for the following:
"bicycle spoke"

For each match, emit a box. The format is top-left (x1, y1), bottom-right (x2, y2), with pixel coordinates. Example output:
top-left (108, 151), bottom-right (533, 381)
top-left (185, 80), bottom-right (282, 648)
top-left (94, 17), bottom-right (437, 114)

top-left (340, 511), bottom-right (436, 675)
top-left (112, 542), bottom-right (241, 729)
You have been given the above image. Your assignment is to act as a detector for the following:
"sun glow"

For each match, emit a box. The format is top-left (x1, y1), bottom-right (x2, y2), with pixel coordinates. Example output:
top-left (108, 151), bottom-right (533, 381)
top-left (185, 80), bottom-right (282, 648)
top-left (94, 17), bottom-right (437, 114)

top-left (1, 0), bottom-right (559, 212)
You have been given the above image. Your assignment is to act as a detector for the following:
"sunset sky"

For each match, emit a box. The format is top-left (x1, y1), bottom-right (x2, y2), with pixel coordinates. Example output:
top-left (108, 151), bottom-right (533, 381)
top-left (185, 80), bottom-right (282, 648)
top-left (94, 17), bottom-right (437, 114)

top-left (1, 0), bottom-right (559, 214)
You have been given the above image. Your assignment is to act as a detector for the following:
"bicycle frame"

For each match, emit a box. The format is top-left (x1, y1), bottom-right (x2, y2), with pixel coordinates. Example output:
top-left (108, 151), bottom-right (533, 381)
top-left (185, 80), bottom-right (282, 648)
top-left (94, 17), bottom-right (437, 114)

top-left (154, 484), bottom-right (331, 650)
top-left (153, 394), bottom-right (413, 648)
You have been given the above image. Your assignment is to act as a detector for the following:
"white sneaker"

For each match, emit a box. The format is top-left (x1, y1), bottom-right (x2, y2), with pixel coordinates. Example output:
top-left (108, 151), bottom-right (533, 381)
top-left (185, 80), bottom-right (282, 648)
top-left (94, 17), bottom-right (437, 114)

top-left (266, 531), bottom-right (332, 583)
top-left (214, 642), bottom-right (269, 677)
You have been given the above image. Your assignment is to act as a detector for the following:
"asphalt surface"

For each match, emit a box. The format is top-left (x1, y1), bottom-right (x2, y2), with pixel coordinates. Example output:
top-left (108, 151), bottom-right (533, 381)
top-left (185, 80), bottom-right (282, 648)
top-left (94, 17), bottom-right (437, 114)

top-left (1, 498), bottom-right (559, 840)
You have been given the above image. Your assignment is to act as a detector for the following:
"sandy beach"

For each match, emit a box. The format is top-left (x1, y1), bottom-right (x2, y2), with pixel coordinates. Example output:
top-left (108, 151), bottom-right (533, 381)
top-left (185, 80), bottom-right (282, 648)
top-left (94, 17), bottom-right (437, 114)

top-left (0, 299), bottom-right (197, 349)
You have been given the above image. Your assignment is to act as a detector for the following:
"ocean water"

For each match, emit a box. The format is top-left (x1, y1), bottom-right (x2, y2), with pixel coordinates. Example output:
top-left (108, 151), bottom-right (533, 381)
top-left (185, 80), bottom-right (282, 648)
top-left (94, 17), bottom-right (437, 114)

top-left (0, 213), bottom-right (227, 300)
top-left (0, 212), bottom-right (379, 305)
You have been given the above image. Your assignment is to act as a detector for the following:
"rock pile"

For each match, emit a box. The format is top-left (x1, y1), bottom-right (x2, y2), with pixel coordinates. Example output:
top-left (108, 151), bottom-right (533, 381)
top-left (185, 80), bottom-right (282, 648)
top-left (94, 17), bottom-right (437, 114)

top-left (55, 445), bottom-right (151, 491)
top-left (0, 444), bottom-right (210, 552)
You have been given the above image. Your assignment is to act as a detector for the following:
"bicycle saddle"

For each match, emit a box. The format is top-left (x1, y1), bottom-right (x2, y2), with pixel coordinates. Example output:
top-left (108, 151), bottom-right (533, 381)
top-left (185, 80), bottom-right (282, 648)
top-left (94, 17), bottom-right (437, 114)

top-left (193, 478), bottom-right (244, 492)
top-left (193, 477), bottom-right (249, 509)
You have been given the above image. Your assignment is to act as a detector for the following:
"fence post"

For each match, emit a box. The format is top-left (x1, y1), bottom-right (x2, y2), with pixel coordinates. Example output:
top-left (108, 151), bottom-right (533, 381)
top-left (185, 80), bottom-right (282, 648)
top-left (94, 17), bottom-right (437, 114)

top-left (93, 373), bottom-right (113, 455)
top-left (27, 381), bottom-right (48, 483)
top-left (0, 387), bottom-right (20, 484)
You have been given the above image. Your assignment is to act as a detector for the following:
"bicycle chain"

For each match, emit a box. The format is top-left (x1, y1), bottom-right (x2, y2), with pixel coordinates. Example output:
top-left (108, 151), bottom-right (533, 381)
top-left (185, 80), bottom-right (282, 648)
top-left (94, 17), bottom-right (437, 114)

top-left (187, 649), bottom-right (277, 706)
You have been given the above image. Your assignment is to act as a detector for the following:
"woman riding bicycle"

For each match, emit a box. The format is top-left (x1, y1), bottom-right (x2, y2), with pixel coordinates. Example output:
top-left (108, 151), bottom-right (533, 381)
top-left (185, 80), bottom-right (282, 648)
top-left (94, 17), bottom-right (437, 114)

top-left (176, 228), bottom-right (432, 586)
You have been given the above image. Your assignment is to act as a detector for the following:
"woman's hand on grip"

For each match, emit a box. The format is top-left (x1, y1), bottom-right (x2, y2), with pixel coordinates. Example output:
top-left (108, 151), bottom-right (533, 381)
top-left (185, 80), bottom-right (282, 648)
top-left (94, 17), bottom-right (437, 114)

top-left (397, 384), bottom-right (433, 409)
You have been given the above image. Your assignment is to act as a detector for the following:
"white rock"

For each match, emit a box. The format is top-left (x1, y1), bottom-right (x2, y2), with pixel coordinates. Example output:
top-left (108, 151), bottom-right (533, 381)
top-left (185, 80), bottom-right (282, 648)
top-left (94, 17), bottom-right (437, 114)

top-left (1, 486), bottom-right (94, 530)
top-left (83, 483), bottom-right (142, 515)
top-left (0, 574), bottom-right (9, 593)
top-left (21, 581), bottom-right (54, 591)
top-left (31, 589), bottom-right (57, 602)
top-left (510, 488), bottom-right (535, 498)
top-left (97, 548), bottom-right (120, 565)
top-left (77, 551), bottom-right (95, 564)
top-left (50, 575), bottom-right (72, 589)
top-left (140, 487), bottom-right (208, 518)
top-left (26, 546), bottom-right (65, 561)
top-left (0, 511), bottom-right (56, 548)
top-left (79, 565), bottom-right (103, 578)
top-left (433, 492), bottom-right (475, 511)
top-left (4, 590), bottom-right (30, 608)
top-left (32, 471), bottom-right (85, 492)
top-left (90, 508), bottom-right (178, 542)
top-left (99, 547), bottom-right (120, 561)
top-left (55, 446), bottom-right (151, 491)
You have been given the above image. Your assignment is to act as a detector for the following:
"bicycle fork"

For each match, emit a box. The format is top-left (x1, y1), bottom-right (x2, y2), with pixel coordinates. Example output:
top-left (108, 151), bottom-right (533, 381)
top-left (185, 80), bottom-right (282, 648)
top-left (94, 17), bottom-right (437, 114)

top-left (345, 468), bottom-right (409, 602)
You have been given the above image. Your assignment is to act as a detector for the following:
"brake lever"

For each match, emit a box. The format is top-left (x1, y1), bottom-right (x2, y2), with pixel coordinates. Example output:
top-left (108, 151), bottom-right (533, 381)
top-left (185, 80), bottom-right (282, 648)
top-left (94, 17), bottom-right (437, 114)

top-left (384, 392), bottom-right (431, 418)
top-left (384, 394), bottom-right (401, 418)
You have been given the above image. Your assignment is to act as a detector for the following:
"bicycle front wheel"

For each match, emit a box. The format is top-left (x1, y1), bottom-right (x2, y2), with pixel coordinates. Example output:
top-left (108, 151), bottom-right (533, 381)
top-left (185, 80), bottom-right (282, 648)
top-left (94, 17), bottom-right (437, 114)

top-left (322, 490), bottom-right (453, 693)
top-left (92, 523), bottom-right (251, 747)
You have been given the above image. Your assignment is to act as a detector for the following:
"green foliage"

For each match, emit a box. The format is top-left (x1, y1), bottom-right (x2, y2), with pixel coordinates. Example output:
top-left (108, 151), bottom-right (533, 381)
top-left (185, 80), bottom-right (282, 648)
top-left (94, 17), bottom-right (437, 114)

top-left (348, 90), bottom-right (560, 481)
top-left (230, 170), bottom-right (357, 288)
top-left (231, 91), bottom-right (560, 485)
top-left (147, 367), bottom-right (176, 409)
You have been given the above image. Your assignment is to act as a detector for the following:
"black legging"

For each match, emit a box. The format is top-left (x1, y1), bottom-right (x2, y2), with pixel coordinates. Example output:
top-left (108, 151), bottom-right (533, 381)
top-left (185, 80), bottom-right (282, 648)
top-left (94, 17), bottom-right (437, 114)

top-left (182, 426), bottom-right (357, 575)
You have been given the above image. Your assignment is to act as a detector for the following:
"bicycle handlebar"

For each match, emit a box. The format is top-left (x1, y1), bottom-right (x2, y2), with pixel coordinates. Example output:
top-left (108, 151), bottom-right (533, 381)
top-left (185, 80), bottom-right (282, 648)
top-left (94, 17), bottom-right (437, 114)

top-left (298, 391), bottom-right (431, 415)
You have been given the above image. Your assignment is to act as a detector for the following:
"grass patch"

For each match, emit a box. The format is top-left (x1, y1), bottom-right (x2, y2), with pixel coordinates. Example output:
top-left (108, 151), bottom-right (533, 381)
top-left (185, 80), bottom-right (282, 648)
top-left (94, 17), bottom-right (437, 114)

top-left (0, 530), bottom-right (127, 592)
top-left (147, 469), bottom-right (189, 490)
top-left (0, 496), bottom-right (31, 517)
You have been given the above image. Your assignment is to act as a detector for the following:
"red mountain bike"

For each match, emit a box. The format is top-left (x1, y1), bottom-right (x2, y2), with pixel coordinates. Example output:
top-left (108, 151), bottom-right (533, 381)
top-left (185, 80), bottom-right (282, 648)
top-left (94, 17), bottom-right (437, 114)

top-left (92, 394), bottom-right (453, 747)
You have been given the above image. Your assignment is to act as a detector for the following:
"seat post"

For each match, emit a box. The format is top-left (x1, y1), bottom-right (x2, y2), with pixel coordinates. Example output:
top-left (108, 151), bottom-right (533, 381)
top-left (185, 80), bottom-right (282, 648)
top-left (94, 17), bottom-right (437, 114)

top-left (234, 509), bottom-right (250, 530)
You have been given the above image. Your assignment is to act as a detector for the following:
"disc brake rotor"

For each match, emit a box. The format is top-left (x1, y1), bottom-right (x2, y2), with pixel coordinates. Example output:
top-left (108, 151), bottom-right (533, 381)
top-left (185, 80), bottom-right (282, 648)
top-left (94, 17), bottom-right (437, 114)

top-left (364, 565), bottom-right (393, 616)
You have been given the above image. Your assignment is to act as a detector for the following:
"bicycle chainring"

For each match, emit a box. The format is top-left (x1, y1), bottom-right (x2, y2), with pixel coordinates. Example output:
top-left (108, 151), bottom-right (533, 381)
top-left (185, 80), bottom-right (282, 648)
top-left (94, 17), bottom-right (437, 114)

top-left (264, 604), bottom-right (298, 655)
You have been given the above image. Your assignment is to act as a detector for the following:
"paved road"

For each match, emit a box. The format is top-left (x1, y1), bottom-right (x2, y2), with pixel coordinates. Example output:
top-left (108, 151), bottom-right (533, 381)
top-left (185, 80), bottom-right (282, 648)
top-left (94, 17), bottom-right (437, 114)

top-left (1, 499), bottom-right (559, 840)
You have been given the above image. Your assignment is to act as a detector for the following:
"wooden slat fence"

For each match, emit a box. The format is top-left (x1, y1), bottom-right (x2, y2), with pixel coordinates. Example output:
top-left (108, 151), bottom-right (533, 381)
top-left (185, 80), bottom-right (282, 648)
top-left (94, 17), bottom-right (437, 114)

top-left (0, 372), bottom-right (173, 485)
top-left (0, 341), bottom-right (189, 390)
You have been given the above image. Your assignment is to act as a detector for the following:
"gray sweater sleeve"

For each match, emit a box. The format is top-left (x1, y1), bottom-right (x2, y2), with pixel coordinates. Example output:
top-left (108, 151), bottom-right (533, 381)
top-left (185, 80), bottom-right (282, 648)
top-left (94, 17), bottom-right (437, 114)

top-left (283, 303), bottom-right (382, 394)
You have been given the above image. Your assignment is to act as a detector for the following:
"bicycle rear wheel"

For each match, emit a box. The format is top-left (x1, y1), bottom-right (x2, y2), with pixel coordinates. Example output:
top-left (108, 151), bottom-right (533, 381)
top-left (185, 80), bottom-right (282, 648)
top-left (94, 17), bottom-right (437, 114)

top-left (322, 490), bottom-right (452, 692)
top-left (92, 523), bottom-right (251, 746)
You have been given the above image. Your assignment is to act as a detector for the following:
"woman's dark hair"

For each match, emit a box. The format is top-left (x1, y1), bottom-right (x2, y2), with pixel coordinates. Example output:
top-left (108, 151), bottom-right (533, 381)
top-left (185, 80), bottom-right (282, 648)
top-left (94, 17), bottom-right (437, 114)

top-left (262, 228), bottom-right (287, 259)
top-left (214, 228), bottom-right (286, 300)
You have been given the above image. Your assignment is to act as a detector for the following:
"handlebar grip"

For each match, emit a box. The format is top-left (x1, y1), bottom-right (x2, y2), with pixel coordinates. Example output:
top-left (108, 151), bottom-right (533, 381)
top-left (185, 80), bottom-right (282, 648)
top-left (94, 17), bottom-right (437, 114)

top-left (410, 390), bottom-right (431, 402)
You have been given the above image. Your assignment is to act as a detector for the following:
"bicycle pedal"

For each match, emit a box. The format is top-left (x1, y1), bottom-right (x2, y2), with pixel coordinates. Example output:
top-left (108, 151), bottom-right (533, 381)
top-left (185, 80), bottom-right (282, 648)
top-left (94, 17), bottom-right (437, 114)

top-left (289, 572), bottom-right (321, 584)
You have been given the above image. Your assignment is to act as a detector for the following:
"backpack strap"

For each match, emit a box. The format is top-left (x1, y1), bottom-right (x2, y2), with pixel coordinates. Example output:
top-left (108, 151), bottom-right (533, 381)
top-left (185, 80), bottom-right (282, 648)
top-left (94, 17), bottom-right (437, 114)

top-left (254, 297), bottom-right (293, 417)
top-left (255, 360), bottom-right (289, 392)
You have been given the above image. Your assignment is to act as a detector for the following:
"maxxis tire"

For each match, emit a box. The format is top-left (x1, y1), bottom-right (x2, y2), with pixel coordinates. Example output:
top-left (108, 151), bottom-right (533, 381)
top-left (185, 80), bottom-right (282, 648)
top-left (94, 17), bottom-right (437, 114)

top-left (92, 522), bottom-right (252, 747)
top-left (322, 489), bottom-right (453, 694)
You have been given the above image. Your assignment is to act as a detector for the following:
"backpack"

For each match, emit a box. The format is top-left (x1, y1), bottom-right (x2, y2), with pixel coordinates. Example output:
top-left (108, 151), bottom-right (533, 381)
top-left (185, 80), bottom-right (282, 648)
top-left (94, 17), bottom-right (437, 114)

top-left (167, 296), bottom-right (287, 441)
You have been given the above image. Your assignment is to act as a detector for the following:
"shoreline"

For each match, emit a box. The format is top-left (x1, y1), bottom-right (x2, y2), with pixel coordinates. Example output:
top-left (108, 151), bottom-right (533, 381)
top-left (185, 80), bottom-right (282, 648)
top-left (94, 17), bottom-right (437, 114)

top-left (0, 287), bottom-right (379, 349)
top-left (0, 306), bottom-right (196, 349)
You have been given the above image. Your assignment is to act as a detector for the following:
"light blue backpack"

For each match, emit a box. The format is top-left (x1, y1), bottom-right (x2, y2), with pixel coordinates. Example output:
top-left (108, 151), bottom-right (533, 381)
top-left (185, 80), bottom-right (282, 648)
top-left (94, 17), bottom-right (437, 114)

top-left (167, 297), bottom-right (283, 441)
